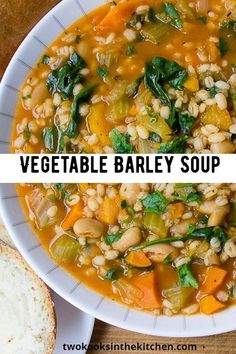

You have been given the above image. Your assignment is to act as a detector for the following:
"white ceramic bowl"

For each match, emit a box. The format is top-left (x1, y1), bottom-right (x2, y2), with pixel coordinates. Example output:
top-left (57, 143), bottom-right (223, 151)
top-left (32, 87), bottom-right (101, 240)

top-left (1, 0), bottom-right (236, 337)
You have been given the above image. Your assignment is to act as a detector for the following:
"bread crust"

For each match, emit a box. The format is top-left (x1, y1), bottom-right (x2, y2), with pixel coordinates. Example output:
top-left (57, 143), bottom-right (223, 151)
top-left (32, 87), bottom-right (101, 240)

top-left (0, 224), bottom-right (16, 248)
top-left (0, 237), bottom-right (56, 354)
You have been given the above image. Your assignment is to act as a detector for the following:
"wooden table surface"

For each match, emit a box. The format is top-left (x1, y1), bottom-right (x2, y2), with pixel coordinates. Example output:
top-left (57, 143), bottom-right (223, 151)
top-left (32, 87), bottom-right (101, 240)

top-left (1, 1), bottom-right (236, 353)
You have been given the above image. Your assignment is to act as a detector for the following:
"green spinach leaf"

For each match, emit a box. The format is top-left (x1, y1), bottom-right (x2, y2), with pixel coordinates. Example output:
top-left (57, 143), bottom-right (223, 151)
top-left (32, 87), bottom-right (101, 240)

top-left (43, 127), bottom-right (54, 151)
top-left (121, 200), bottom-right (127, 209)
top-left (104, 232), bottom-right (123, 245)
top-left (178, 112), bottom-right (195, 134)
top-left (47, 52), bottom-right (86, 99)
top-left (141, 191), bottom-right (169, 213)
top-left (185, 192), bottom-right (202, 203)
top-left (174, 190), bottom-right (202, 204)
top-left (218, 38), bottom-right (229, 57)
top-left (199, 16), bottom-right (207, 24)
top-left (55, 183), bottom-right (71, 200)
top-left (69, 83), bottom-right (97, 137)
top-left (126, 45), bottom-right (137, 57)
top-left (109, 129), bottom-right (134, 154)
top-left (130, 226), bottom-right (228, 252)
top-left (104, 268), bottom-right (120, 280)
top-left (221, 20), bottom-right (236, 29)
top-left (145, 57), bottom-right (187, 106)
top-left (177, 263), bottom-right (199, 289)
top-left (97, 66), bottom-right (108, 80)
top-left (158, 135), bottom-right (188, 153)
top-left (156, 3), bottom-right (183, 29)
top-left (166, 107), bottom-right (194, 133)
top-left (147, 7), bottom-right (157, 22)
top-left (209, 86), bottom-right (218, 97)
top-left (43, 125), bottom-right (65, 153)
top-left (163, 3), bottom-right (183, 29)
top-left (188, 226), bottom-right (228, 245)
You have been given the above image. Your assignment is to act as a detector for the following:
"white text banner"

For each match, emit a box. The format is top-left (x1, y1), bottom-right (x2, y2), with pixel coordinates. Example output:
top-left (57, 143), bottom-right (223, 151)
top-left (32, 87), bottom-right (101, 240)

top-left (0, 154), bottom-right (234, 183)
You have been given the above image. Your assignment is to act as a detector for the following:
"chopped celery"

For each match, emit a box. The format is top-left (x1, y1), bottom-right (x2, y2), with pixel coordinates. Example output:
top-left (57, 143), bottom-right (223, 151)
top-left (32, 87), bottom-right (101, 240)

top-left (163, 286), bottom-right (194, 310)
top-left (156, 3), bottom-right (183, 29)
top-left (112, 279), bottom-right (143, 305)
top-left (50, 234), bottom-right (80, 263)
top-left (228, 203), bottom-right (236, 226)
top-left (126, 77), bottom-right (143, 98)
top-left (143, 212), bottom-right (168, 238)
top-left (105, 80), bottom-right (128, 103)
top-left (176, 0), bottom-right (196, 20)
top-left (174, 185), bottom-right (194, 200)
top-left (28, 189), bottom-right (57, 229)
top-left (138, 115), bottom-right (172, 142)
top-left (231, 92), bottom-right (236, 115)
top-left (96, 50), bottom-right (119, 68)
top-left (106, 99), bottom-right (130, 124)
top-left (134, 83), bottom-right (153, 110)
top-left (193, 240), bottom-right (209, 259)
top-left (141, 22), bottom-right (171, 44)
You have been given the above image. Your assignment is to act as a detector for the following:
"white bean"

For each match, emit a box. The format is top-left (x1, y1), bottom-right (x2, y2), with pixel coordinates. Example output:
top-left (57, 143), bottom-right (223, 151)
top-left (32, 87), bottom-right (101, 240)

top-left (170, 218), bottom-right (196, 235)
top-left (224, 237), bottom-right (236, 258)
top-left (112, 227), bottom-right (141, 253)
top-left (28, 82), bottom-right (49, 109)
top-left (208, 205), bottom-right (230, 227)
top-left (143, 244), bottom-right (179, 263)
top-left (73, 218), bottom-right (106, 238)
top-left (215, 93), bottom-right (227, 110)
top-left (210, 140), bottom-right (235, 153)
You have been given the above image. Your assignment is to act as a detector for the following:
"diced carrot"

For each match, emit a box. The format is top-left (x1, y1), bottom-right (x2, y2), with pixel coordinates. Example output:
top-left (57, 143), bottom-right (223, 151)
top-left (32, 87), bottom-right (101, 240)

top-left (126, 250), bottom-right (152, 268)
top-left (132, 272), bottom-right (161, 309)
top-left (98, 196), bottom-right (121, 225)
top-left (201, 105), bottom-right (232, 131)
top-left (207, 42), bottom-right (220, 62)
top-left (200, 295), bottom-right (225, 315)
top-left (97, 0), bottom-right (152, 32)
top-left (119, 208), bottom-right (130, 222)
top-left (130, 104), bottom-right (138, 116)
top-left (61, 201), bottom-right (84, 230)
top-left (88, 103), bottom-right (113, 146)
top-left (197, 266), bottom-right (227, 300)
top-left (184, 76), bottom-right (199, 92)
top-left (167, 203), bottom-right (185, 219)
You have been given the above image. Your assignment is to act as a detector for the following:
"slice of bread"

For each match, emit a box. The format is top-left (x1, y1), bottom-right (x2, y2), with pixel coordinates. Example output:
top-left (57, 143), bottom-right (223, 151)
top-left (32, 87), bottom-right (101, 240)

top-left (0, 239), bottom-right (56, 354)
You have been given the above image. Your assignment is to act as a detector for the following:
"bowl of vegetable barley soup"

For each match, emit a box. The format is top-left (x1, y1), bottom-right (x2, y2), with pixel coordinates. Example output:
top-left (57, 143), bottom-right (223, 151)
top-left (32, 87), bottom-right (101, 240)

top-left (2, 182), bottom-right (236, 336)
top-left (2, 0), bottom-right (236, 154)
top-left (2, 0), bottom-right (236, 336)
